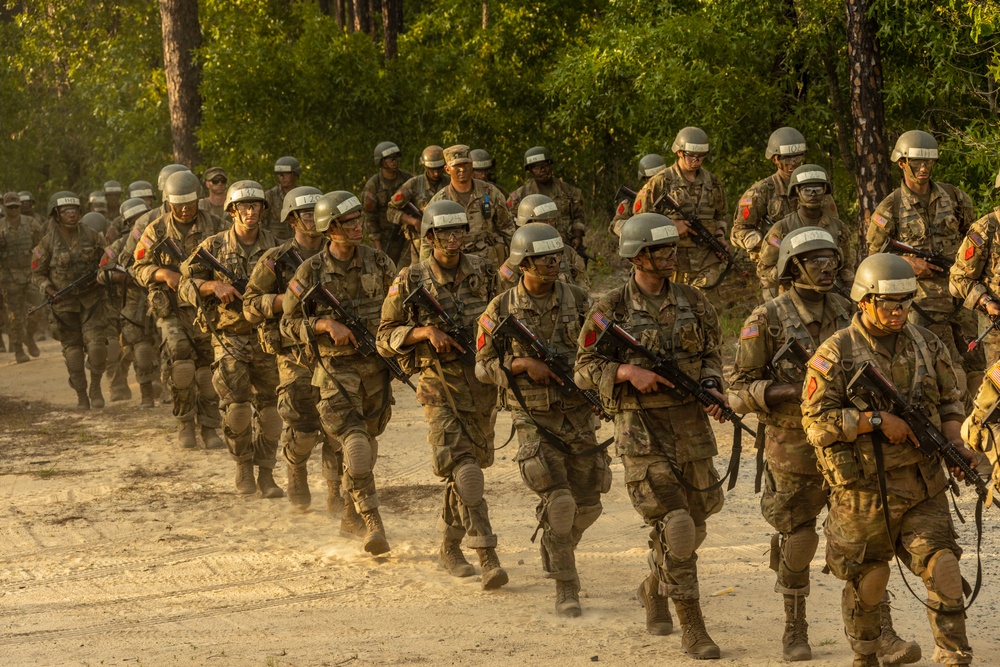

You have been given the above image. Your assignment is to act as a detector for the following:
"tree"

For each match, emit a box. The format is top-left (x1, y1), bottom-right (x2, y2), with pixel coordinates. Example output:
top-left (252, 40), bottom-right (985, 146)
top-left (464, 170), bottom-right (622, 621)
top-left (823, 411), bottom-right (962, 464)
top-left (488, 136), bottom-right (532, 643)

top-left (382, 0), bottom-right (401, 58)
top-left (354, 0), bottom-right (371, 35)
top-left (159, 0), bottom-right (202, 166)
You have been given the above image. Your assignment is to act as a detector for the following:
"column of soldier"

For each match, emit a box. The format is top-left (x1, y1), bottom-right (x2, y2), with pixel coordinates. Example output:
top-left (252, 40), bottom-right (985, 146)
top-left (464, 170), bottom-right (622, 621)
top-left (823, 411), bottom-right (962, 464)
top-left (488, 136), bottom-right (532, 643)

top-left (14, 126), bottom-right (1000, 665)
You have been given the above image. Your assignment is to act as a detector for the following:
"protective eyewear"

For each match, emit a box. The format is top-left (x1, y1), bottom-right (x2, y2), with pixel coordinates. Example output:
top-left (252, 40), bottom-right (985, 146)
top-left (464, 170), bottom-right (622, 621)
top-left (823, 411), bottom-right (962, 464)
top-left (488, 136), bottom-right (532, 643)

top-left (235, 202), bottom-right (263, 213)
top-left (209, 177), bottom-right (227, 185)
top-left (801, 256), bottom-right (839, 269)
top-left (681, 152), bottom-right (707, 162)
top-left (906, 158), bottom-right (936, 170)
top-left (798, 185), bottom-right (827, 196)
top-left (873, 295), bottom-right (914, 313)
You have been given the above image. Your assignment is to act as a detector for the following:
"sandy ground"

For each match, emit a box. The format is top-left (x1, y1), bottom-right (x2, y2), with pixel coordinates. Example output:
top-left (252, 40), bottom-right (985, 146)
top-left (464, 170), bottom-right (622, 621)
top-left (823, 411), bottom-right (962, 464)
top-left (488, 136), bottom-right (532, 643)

top-left (1, 338), bottom-right (999, 667)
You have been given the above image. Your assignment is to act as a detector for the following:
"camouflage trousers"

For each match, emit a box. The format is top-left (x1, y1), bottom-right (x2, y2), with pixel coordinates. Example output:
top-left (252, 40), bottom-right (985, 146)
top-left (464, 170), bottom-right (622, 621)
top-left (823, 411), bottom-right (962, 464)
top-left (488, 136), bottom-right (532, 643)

top-left (513, 405), bottom-right (611, 581)
top-left (825, 470), bottom-right (971, 664)
top-left (914, 310), bottom-right (984, 408)
top-left (1, 279), bottom-right (37, 347)
top-left (120, 316), bottom-right (160, 385)
top-left (212, 334), bottom-right (280, 468)
top-left (157, 314), bottom-right (220, 427)
top-left (316, 356), bottom-right (393, 513)
top-left (425, 402), bottom-right (498, 548)
top-left (49, 298), bottom-right (109, 392)
top-left (760, 463), bottom-right (827, 593)
top-left (277, 350), bottom-right (343, 483)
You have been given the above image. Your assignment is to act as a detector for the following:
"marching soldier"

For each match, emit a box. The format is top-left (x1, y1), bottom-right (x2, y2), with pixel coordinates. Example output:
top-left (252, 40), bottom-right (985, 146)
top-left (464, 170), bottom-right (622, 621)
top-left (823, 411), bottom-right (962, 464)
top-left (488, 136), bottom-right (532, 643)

top-left (507, 146), bottom-right (588, 254)
top-left (610, 153), bottom-right (666, 237)
top-left (199, 167), bottom-right (229, 222)
top-left (0, 192), bottom-right (44, 363)
top-left (499, 194), bottom-right (589, 290)
top-left (262, 156), bottom-right (301, 240)
top-left (470, 148), bottom-right (501, 192)
top-left (949, 198), bottom-right (1000, 363)
top-left (362, 141), bottom-right (412, 263)
top-left (386, 145), bottom-right (450, 267)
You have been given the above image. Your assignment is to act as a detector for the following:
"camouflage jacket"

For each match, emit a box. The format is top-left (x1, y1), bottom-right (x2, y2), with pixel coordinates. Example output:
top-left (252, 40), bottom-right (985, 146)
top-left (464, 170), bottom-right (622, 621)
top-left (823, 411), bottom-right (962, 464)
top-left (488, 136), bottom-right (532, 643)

top-left (0, 216), bottom-right (44, 282)
top-left (507, 177), bottom-right (587, 243)
top-left (428, 179), bottom-right (514, 263)
top-left (731, 172), bottom-right (838, 258)
top-left (756, 209), bottom-right (856, 292)
top-left (30, 224), bottom-right (105, 306)
top-left (386, 173), bottom-right (450, 239)
top-left (498, 244), bottom-right (590, 290)
top-left (261, 184), bottom-right (293, 241)
top-left (362, 169), bottom-right (413, 244)
top-left (960, 358), bottom-right (1000, 495)
top-left (948, 207), bottom-right (1000, 312)
top-left (634, 163), bottom-right (728, 256)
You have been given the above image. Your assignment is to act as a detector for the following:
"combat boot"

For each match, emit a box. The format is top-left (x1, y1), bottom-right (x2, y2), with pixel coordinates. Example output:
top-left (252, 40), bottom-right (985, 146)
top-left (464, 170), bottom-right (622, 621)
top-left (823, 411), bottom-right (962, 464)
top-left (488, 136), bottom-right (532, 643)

top-left (340, 500), bottom-right (367, 540)
top-left (638, 573), bottom-right (673, 635)
top-left (438, 537), bottom-right (475, 577)
top-left (26, 337), bottom-right (40, 357)
top-left (360, 508), bottom-right (390, 556)
top-left (201, 426), bottom-right (224, 450)
top-left (88, 374), bottom-right (105, 409)
top-left (852, 653), bottom-right (879, 667)
top-left (326, 480), bottom-right (344, 513)
top-left (234, 460), bottom-right (256, 494)
top-left (877, 598), bottom-right (921, 664)
top-left (674, 598), bottom-right (721, 660)
top-left (782, 594), bottom-right (811, 661)
top-left (555, 578), bottom-right (582, 618)
top-left (256, 467), bottom-right (284, 499)
top-left (139, 382), bottom-right (155, 409)
top-left (178, 421), bottom-right (197, 449)
top-left (475, 547), bottom-right (509, 590)
top-left (75, 388), bottom-right (91, 410)
top-left (286, 462), bottom-right (310, 509)
top-left (110, 379), bottom-right (131, 402)
top-left (13, 345), bottom-right (29, 364)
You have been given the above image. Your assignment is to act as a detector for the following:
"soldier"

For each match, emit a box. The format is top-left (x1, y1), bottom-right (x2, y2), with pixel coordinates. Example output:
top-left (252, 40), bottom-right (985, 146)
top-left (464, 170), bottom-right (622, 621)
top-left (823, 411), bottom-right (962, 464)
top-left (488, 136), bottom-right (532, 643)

top-left (802, 254), bottom-right (977, 667)
top-left (507, 146), bottom-right (588, 254)
top-left (19, 192), bottom-right (39, 223)
top-left (424, 145), bottom-right (513, 266)
top-left (133, 169), bottom-right (224, 449)
top-left (31, 191), bottom-right (109, 408)
top-left (103, 181), bottom-right (123, 215)
top-left (199, 167), bottom-right (229, 221)
top-left (610, 153), bottom-right (666, 237)
top-left (756, 165), bottom-right (855, 298)
top-left (961, 360), bottom-right (1000, 503)
top-left (362, 141), bottom-right (412, 263)
top-left (0, 192), bottom-right (44, 362)
top-left (470, 148), bottom-right (502, 193)
top-left (729, 228), bottom-right (918, 663)
top-left (378, 199), bottom-right (507, 588)
top-left (105, 180), bottom-right (158, 244)
top-left (88, 192), bottom-right (108, 216)
top-left (574, 214), bottom-right (726, 659)
top-left (866, 130), bottom-right (980, 402)
top-left (281, 190), bottom-right (397, 554)
top-left (498, 194), bottom-right (590, 290)
top-left (476, 222), bottom-right (609, 616)
top-left (386, 145), bottom-right (450, 267)
top-left (244, 187), bottom-right (366, 534)
top-left (128, 180), bottom-right (156, 208)
top-left (262, 156), bottom-right (301, 241)
top-left (633, 127), bottom-right (731, 290)
top-left (948, 198), bottom-right (1000, 363)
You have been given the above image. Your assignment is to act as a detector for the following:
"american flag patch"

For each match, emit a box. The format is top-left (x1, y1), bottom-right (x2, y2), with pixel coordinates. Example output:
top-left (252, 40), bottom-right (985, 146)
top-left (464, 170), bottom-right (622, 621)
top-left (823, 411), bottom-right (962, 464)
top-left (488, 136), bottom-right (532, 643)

top-left (873, 213), bottom-right (888, 228)
top-left (809, 355), bottom-right (833, 376)
top-left (970, 231), bottom-right (984, 247)
top-left (741, 325), bottom-right (759, 339)
top-left (388, 282), bottom-right (399, 296)
top-left (131, 227), bottom-right (142, 240)
top-left (499, 264), bottom-right (514, 279)
top-left (33, 247), bottom-right (44, 258)
top-left (768, 235), bottom-right (782, 248)
top-left (265, 258), bottom-right (276, 273)
top-left (591, 310), bottom-right (610, 330)
top-left (739, 196), bottom-right (753, 207)
top-left (988, 363), bottom-right (1000, 389)
top-left (140, 235), bottom-right (153, 249)
top-left (289, 278), bottom-right (304, 296)
top-left (479, 313), bottom-right (497, 333)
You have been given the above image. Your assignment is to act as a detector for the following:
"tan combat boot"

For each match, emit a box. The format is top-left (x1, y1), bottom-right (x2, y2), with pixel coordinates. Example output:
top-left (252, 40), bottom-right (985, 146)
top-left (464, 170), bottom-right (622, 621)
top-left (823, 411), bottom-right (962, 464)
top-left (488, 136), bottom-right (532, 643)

top-left (178, 421), bottom-right (197, 449)
top-left (13, 345), bottom-right (29, 364)
top-left (26, 337), bottom-right (40, 357)
top-left (360, 508), bottom-right (390, 556)
top-left (438, 538), bottom-right (475, 577)
top-left (326, 480), bottom-right (344, 513)
top-left (674, 598), bottom-right (721, 660)
top-left (201, 426), bottom-right (224, 450)
top-left (75, 388), bottom-right (91, 410)
top-left (877, 597), bottom-right (921, 664)
top-left (340, 500), bottom-right (367, 540)
top-left (782, 594), bottom-right (811, 661)
top-left (234, 460), bottom-right (256, 494)
top-left (853, 653), bottom-right (879, 667)
top-left (286, 462), bottom-right (310, 509)
top-left (638, 573), bottom-right (673, 635)
top-left (256, 467), bottom-right (284, 499)
top-left (555, 578), bottom-right (582, 618)
top-left (139, 382), bottom-right (155, 409)
top-left (475, 547), bottom-right (509, 590)
top-left (88, 374), bottom-right (105, 409)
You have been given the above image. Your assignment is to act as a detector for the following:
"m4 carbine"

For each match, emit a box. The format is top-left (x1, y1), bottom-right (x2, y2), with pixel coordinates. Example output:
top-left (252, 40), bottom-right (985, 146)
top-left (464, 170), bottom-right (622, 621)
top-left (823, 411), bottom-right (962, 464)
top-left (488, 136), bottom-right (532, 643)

top-left (403, 285), bottom-right (477, 366)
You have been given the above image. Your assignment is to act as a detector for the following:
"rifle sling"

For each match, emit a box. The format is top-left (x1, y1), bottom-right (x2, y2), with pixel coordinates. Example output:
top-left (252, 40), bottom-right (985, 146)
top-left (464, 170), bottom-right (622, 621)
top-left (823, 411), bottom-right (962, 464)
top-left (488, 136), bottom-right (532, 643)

top-left (304, 319), bottom-right (391, 424)
top-left (754, 426), bottom-right (766, 494)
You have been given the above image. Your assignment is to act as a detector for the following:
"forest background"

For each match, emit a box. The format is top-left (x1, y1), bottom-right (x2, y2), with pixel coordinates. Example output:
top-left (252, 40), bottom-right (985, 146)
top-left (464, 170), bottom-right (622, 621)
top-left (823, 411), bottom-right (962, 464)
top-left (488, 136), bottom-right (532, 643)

top-left (1, 0), bottom-right (999, 251)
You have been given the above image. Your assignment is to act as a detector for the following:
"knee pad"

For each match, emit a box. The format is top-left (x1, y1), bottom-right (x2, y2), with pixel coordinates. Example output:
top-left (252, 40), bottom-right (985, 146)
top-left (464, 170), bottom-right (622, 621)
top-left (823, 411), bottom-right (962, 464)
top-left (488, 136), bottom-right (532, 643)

top-left (134, 341), bottom-right (155, 371)
top-left (87, 342), bottom-right (108, 369)
top-left (225, 402), bottom-right (253, 434)
top-left (856, 563), bottom-right (890, 611)
top-left (662, 509), bottom-right (696, 560)
top-left (924, 550), bottom-right (964, 605)
top-left (343, 432), bottom-right (372, 477)
top-left (105, 336), bottom-right (121, 363)
top-left (171, 359), bottom-right (196, 389)
top-left (573, 503), bottom-right (603, 534)
top-left (782, 527), bottom-right (820, 573)
top-left (64, 346), bottom-right (86, 373)
top-left (545, 489), bottom-right (577, 538)
top-left (259, 406), bottom-right (283, 441)
top-left (195, 366), bottom-right (216, 397)
top-left (453, 462), bottom-right (485, 506)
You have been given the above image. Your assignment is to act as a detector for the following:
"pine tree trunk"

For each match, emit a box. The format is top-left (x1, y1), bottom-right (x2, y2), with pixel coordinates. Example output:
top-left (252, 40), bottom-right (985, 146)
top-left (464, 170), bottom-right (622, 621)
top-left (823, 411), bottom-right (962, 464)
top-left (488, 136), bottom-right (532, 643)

top-left (382, 0), bottom-right (400, 59)
top-left (482, 0), bottom-right (489, 29)
top-left (353, 0), bottom-right (370, 35)
top-left (159, 0), bottom-right (201, 167)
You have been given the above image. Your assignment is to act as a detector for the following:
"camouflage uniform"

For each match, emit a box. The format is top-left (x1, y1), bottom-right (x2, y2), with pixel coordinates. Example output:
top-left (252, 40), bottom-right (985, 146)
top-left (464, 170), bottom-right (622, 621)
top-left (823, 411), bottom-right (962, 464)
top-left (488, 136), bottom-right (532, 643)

top-left (103, 233), bottom-right (160, 390)
top-left (377, 253), bottom-right (500, 549)
top-left (507, 178), bottom-right (587, 249)
top-left (949, 206), bottom-right (1000, 363)
top-left (575, 275), bottom-right (725, 602)
top-left (133, 209), bottom-right (224, 429)
top-left (198, 197), bottom-right (230, 227)
top-left (179, 227), bottom-right (280, 467)
top-left (961, 359), bottom-right (1000, 498)
top-left (0, 214), bottom-right (44, 349)
top-left (497, 245), bottom-right (590, 291)
top-left (362, 169), bottom-right (413, 262)
top-left (866, 181), bottom-right (980, 396)
top-left (424, 180), bottom-right (513, 266)
top-left (281, 245), bottom-right (397, 514)
top-left (633, 164), bottom-right (729, 289)
top-left (31, 225), bottom-right (110, 395)
top-left (476, 279), bottom-right (610, 583)
top-left (802, 314), bottom-right (972, 664)
top-left (99, 234), bottom-right (133, 401)
top-left (262, 185), bottom-right (295, 241)
top-left (386, 172), bottom-right (450, 266)
top-left (731, 173), bottom-right (838, 263)
top-left (757, 211), bottom-right (856, 297)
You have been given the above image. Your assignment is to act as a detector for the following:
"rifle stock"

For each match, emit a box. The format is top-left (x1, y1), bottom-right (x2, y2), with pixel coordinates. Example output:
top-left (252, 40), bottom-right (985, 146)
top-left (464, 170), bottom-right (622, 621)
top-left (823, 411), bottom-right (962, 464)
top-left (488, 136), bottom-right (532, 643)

top-left (654, 191), bottom-right (733, 289)
top-left (880, 238), bottom-right (954, 270)
top-left (28, 268), bottom-right (100, 315)
top-left (614, 185), bottom-right (637, 206)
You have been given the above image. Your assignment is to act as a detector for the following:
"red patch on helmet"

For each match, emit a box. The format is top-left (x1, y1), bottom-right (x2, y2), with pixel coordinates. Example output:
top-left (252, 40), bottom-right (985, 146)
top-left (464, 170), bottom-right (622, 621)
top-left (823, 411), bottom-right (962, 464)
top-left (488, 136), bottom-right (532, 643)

top-left (742, 206), bottom-right (750, 220)
top-left (584, 329), bottom-right (597, 348)
top-left (477, 332), bottom-right (486, 350)
top-left (633, 199), bottom-right (642, 213)
top-left (807, 376), bottom-right (817, 400)
top-left (965, 245), bottom-right (975, 261)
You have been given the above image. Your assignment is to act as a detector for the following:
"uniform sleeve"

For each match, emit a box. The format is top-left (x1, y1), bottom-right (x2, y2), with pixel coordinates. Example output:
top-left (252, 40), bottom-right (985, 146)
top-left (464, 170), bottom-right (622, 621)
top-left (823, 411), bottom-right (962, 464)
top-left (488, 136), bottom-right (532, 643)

top-left (962, 365), bottom-right (1000, 494)
top-left (385, 181), bottom-right (414, 225)
top-left (608, 198), bottom-right (632, 237)
top-left (756, 220), bottom-right (784, 291)
top-left (801, 338), bottom-right (861, 448)
top-left (131, 222), bottom-right (163, 288)
top-left (278, 261), bottom-right (317, 344)
top-left (954, 187), bottom-right (977, 232)
top-left (727, 307), bottom-right (774, 415)
top-left (949, 214), bottom-right (994, 309)
top-left (242, 247), bottom-right (281, 324)
top-left (376, 267), bottom-right (416, 357)
top-left (361, 177), bottom-right (382, 243)
top-left (177, 237), bottom-right (214, 308)
top-left (30, 236), bottom-right (53, 294)
top-left (730, 184), bottom-right (765, 252)
top-left (574, 297), bottom-right (621, 403)
top-left (568, 247), bottom-right (591, 289)
top-left (473, 296), bottom-right (509, 388)
top-left (633, 175), bottom-right (661, 215)
top-left (929, 333), bottom-right (965, 424)
top-left (505, 186), bottom-right (524, 213)
top-left (865, 197), bottom-right (896, 254)
top-left (694, 288), bottom-right (724, 384)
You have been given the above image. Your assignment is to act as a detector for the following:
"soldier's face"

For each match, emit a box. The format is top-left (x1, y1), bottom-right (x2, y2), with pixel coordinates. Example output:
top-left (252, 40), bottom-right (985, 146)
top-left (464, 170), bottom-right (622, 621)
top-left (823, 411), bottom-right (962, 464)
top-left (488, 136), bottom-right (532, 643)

top-left (677, 151), bottom-right (707, 173)
top-left (772, 153), bottom-right (804, 177)
top-left (58, 206), bottom-right (80, 226)
top-left (233, 201), bottom-right (262, 228)
top-left (170, 201), bottom-right (199, 224)
top-left (795, 249), bottom-right (838, 289)
top-left (207, 177), bottom-right (228, 195)
top-left (797, 184), bottom-right (826, 209)
top-left (425, 166), bottom-right (445, 183)
top-left (473, 169), bottom-right (489, 181)
top-left (522, 252), bottom-right (560, 283)
top-left (21, 201), bottom-right (33, 215)
top-left (106, 194), bottom-right (121, 211)
top-left (446, 163), bottom-right (472, 185)
top-left (329, 213), bottom-right (363, 244)
top-left (900, 157), bottom-right (935, 184)
top-left (381, 156), bottom-right (400, 174)
top-left (432, 227), bottom-right (466, 256)
top-left (636, 243), bottom-right (677, 277)
top-left (4, 204), bottom-right (21, 222)
top-left (277, 172), bottom-right (298, 189)
top-left (862, 294), bottom-right (912, 332)
top-left (528, 161), bottom-right (553, 184)
top-left (293, 209), bottom-right (321, 237)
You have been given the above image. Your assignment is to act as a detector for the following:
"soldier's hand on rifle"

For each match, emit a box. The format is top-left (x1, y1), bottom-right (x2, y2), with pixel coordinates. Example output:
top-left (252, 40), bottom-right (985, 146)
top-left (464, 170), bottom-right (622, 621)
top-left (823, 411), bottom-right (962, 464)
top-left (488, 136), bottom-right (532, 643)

top-left (901, 255), bottom-right (941, 279)
top-left (703, 386), bottom-right (729, 424)
top-left (619, 364), bottom-right (674, 394)
top-left (513, 357), bottom-right (562, 386)
top-left (204, 280), bottom-right (242, 304)
top-left (878, 412), bottom-right (920, 448)
top-left (978, 295), bottom-right (1000, 319)
top-left (316, 319), bottom-right (358, 348)
top-left (417, 326), bottom-right (465, 355)
top-left (948, 443), bottom-right (979, 483)
top-left (402, 213), bottom-right (421, 229)
top-left (672, 218), bottom-right (691, 237)
top-left (45, 285), bottom-right (59, 301)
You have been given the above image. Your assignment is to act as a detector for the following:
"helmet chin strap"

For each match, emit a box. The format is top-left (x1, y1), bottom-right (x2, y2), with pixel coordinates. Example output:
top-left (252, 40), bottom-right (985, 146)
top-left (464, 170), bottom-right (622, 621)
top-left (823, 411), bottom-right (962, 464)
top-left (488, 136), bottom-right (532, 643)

top-left (790, 257), bottom-right (833, 293)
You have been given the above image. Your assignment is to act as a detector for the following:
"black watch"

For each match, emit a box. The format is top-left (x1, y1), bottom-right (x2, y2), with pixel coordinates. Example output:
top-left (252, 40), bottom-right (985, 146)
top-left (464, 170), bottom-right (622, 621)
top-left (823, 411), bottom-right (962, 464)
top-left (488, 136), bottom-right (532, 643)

top-left (869, 410), bottom-right (883, 430)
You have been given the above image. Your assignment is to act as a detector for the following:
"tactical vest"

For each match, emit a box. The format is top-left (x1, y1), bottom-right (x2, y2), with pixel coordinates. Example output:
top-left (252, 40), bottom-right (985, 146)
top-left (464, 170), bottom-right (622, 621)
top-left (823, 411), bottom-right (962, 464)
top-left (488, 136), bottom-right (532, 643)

top-left (145, 212), bottom-right (220, 319)
top-left (0, 220), bottom-right (36, 280)
top-left (45, 227), bottom-right (103, 292)
top-left (891, 183), bottom-right (963, 309)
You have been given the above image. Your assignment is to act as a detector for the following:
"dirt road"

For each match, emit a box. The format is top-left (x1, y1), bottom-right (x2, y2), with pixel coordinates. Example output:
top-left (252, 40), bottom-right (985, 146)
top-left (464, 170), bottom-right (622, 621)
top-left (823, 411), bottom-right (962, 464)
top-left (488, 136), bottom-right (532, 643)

top-left (1, 338), bottom-right (998, 666)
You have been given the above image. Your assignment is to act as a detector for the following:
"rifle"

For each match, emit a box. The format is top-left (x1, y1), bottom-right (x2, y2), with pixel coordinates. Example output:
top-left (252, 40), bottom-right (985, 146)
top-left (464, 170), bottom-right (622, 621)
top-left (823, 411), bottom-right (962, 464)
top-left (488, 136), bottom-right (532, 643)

top-left (28, 268), bottom-right (100, 315)
top-left (301, 281), bottom-right (415, 390)
top-left (192, 247), bottom-right (247, 293)
top-left (653, 191), bottom-right (733, 289)
top-left (969, 316), bottom-right (1000, 352)
top-left (493, 314), bottom-right (611, 421)
top-left (615, 185), bottom-right (637, 207)
top-left (771, 337), bottom-right (811, 368)
top-left (273, 246), bottom-right (305, 293)
top-left (846, 361), bottom-right (992, 506)
top-left (403, 285), bottom-right (476, 366)
top-left (385, 201), bottom-right (422, 263)
top-left (880, 238), bottom-right (954, 270)
top-left (832, 280), bottom-right (853, 301)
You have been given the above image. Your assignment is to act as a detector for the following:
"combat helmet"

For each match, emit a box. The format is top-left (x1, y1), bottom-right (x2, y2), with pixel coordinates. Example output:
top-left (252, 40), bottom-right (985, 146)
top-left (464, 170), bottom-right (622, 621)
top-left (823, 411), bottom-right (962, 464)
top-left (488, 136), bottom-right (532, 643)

top-left (638, 154), bottom-right (666, 180)
top-left (619, 213), bottom-right (680, 258)
top-left (776, 226), bottom-right (841, 282)
top-left (890, 131), bottom-right (939, 163)
top-left (224, 180), bottom-right (267, 211)
top-left (48, 191), bottom-right (81, 217)
top-left (671, 127), bottom-right (710, 154)
top-left (516, 194), bottom-right (559, 227)
top-left (274, 156), bottom-right (301, 175)
top-left (470, 149), bottom-right (493, 170)
top-left (421, 200), bottom-right (469, 238)
top-left (81, 212), bottom-right (108, 235)
top-left (508, 223), bottom-right (564, 268)
top-left (128, 180), bottom-right (155, 199)
top-left (373, 141), bottom-right (402, 164)
top-left (314, 191), bottom-right (363, 233)
top-left (523, 146), bottom-right (553, 169)
top-left (788, 164), bottom-right (831, 196)
top-left (157, 164), bottom-right (189, 192)
top-left (851, 254), bottom-right (917, 302)
top-left (163, 171), bottom-right (201, 205)
top-left (420, 146), bottom-right (445, 169)
top-left (103, 180), bottom-right (123, 195)
top-left (765, 127), bottom-right (807, 159)
top-left (281, 186), bottom-right (323, 223)
top-left (120, 197), bottom-right (151, 223)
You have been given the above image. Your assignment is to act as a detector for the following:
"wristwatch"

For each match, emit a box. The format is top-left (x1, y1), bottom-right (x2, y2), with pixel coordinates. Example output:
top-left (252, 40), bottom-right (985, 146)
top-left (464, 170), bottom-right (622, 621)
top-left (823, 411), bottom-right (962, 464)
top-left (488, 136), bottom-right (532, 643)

top-left (869, 410), bottom-right (883, 430)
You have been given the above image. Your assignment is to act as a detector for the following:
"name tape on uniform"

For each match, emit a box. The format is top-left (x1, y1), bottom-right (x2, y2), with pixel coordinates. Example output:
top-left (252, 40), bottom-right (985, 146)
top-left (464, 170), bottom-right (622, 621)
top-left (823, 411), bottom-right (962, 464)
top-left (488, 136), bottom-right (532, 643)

top-left (533, 202), bottom-right (558, 216)
top-left (795, 170), bottom-right (827, 183)
top-left (683, 143), bottom-right (709, 152)
top-left (532, 238), bottom-right (563, 254)
top-left (650, 225), bottom-right (679, 241)
top-left (433, 212), bottom-right (468, 226)
top-left (878, 278), bottom-right (917, 293)
top-left (274, 165), bottom-right (293, 172)
top-left (295, 194), bottom-right (322, 207)
top-left (123, 204), bottom-right (147, 219)
top-left (906, 147), bottom-right (938, 159)
top-left (131, 189), bottom-right (153, 198)
top-left (779, 143), bottom-right (807, 155)
top-left (55, 197), bottom-right (80, 207)
top-left (525, 153), bottom-right (548, 165)
top-left (790, 229), bottom-right (834, 247)
top-left (337, 196), bottom-right (361, 214)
